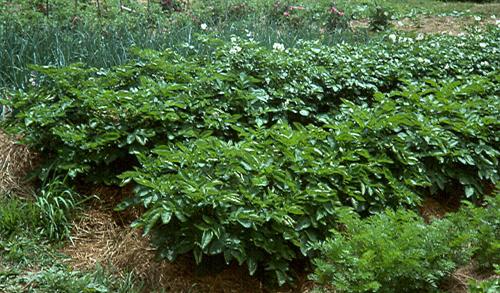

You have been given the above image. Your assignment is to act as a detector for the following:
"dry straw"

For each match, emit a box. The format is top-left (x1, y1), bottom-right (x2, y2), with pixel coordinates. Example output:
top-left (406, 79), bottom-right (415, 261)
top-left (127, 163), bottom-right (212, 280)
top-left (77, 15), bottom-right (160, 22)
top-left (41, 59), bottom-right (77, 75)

top-left (0, 130), bottom-right (38, 197)
top-left (62, 205), bottom-right (269, 293)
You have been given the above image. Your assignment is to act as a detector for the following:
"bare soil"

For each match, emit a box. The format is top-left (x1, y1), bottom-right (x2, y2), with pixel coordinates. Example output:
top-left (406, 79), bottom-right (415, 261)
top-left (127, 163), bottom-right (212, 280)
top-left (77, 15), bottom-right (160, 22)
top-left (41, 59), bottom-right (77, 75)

top-left (352, 15), bottom-right (499, 35)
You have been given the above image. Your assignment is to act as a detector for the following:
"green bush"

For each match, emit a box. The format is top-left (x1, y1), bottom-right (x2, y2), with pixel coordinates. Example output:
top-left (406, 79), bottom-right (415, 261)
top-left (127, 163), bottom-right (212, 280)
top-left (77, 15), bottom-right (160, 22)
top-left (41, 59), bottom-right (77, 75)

top-left (311, 194), bottom-right (500, 292)
top-left (118, 121), bottom-right (422, 285)
top-left (118, 78), bottom-right (498, 284)
top-left (2, 31), bottom-right (499, 284)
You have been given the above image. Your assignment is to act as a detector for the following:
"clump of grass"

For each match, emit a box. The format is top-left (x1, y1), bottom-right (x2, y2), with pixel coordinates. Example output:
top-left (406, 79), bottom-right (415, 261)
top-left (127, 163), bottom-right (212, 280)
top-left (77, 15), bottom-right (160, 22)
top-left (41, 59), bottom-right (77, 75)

top-left (0, 235), bottom-right (141, 293)
top-left (0, 194), bottom-right (142, 293)
top-left (35, 177), bottom-right (80, 241)
top-left (0, 196), bottom-right (40, 237)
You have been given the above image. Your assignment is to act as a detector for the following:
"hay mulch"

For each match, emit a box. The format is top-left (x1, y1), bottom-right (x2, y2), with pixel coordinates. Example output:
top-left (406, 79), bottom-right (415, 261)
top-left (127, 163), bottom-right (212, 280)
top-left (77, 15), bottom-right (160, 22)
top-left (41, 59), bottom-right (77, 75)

top-left (62, 204), bottom-right (311, 293)
top-left (441, 262), bottom-right (500, 293)
top-left (0, 130), bottom-right (38, 197)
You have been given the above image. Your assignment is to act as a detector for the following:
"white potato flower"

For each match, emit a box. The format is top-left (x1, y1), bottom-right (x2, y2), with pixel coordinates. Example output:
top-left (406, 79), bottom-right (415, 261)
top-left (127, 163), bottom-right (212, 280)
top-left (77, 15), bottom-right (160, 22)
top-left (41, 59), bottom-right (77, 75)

top-left (273, 42), bottom-right (285, 51)
top-left (229, 45), bottom-right (242, 54)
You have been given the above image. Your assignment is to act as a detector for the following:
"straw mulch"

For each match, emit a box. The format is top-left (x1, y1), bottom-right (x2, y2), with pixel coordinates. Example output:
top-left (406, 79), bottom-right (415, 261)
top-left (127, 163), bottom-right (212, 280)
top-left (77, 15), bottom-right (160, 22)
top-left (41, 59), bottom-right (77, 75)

top-left (62, 206), bottom-right (269, 293)
top-left (0, 130), bottom-right (38, 197)
top-left (62, 186), bottom-right (315, 292)
top-left (441, 261), bottom-right (500, 293)
top-left (62, 189), bottom-right (285, 293)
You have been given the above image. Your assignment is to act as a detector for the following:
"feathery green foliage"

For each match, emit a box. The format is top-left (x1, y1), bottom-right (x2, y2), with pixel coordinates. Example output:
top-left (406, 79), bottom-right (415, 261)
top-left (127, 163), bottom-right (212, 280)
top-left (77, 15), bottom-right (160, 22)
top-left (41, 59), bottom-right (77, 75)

top-left (311, 194), bottom-right (500, 292)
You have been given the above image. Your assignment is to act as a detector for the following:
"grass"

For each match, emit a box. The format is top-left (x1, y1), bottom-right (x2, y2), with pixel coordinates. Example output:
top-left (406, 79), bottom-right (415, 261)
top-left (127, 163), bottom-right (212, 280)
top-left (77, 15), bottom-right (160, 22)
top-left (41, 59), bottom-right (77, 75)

top-left (0, 194), bottom-right (142, 293)
top-left (0, 237), bottom-right (141, 293)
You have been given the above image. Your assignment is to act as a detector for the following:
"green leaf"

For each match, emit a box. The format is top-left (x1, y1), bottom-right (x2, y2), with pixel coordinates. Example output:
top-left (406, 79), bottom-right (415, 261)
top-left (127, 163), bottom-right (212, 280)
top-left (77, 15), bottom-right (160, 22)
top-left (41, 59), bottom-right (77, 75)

top-left (175, 211), bottom-right (188, 222)
top-left (161, 210), bottom-right (172, 224)
top-left (237, 218), bottom-right (252, 229)
top-left (201, 230), bottom-right (214, 250)
top-left (247, 258), bottom-right (258, 276)
top-left (299, 109), bottom-right (309, 116)
top-left (465, 186), bottom-right (474, 198)
top-left (276, 270), bottom-right (287, 286)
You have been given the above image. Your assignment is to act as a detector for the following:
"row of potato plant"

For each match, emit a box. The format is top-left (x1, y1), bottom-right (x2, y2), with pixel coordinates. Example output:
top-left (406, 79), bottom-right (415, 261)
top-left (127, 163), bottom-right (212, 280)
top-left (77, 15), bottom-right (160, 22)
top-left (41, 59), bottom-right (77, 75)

top-left (1, 29), bottom-right (499, 284)
top-left (118, 77), bottom-right (499, 283)
top-left (2, 29), bottom-right (498, 182)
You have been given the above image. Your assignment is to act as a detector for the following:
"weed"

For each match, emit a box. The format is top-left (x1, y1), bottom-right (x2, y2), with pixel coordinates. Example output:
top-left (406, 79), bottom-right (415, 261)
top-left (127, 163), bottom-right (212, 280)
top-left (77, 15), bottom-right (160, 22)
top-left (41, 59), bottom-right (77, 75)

top-left (369, 5), bottom-right (393, 31)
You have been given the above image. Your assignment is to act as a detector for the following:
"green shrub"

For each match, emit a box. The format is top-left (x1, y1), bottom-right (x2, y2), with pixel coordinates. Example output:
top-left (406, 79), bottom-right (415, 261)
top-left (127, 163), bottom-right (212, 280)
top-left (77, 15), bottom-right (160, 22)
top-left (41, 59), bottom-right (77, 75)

top-left (118, 120), bottom-right (425, 285)
top-left (311, 194), bottom-right (500, 292)
top-left (2, 30), bottom-right (498, 185)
